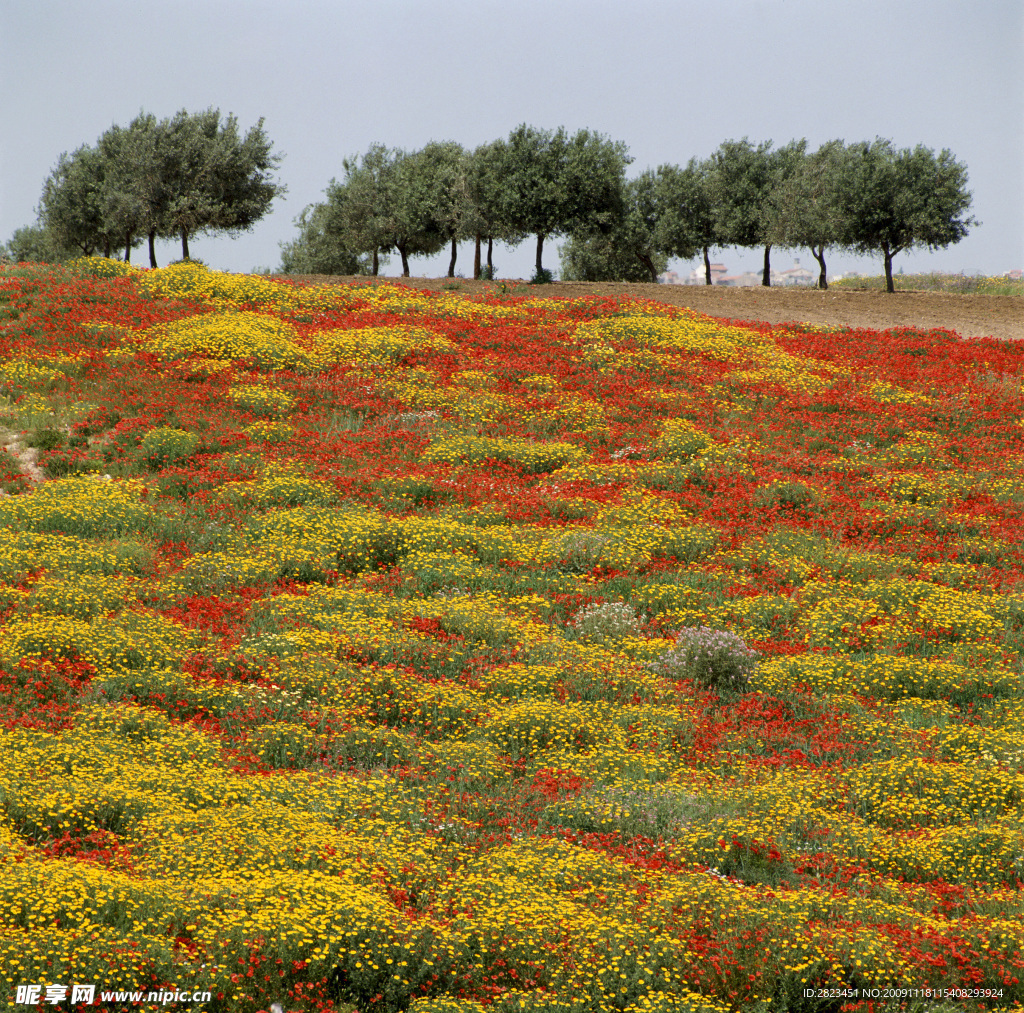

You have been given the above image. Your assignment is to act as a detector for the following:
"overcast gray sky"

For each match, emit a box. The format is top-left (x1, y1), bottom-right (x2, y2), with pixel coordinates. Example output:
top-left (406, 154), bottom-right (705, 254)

top-left (2, 0), bottom-right (1021, 280)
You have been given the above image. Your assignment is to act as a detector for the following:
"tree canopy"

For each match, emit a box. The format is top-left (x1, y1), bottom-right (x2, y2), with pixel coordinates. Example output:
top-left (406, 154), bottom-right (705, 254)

top-left (277, 129), bottom-right (973, 287)
top-left (29, 109), bottom-right (285, 267)
top-left (838, 139), bottom-right (976, 292)
top-left (277, 199), bottom-right (375, 276)
top-left (708, 138), bottom-right (809, 286)
top-left (497, 124), bottom-right (632, 277)
top-left (38, 144), bottom-right (119, 259)
top-left (560, 171), bottom-right (667, 283)
top-left (766, 139), bottom-right (853, 289)
top-left (6, 120), bottom-right (978, 287)
top-left (466, 139), bottom-right (526, 278)
top-left (653, 159), bottom-right (720, 285)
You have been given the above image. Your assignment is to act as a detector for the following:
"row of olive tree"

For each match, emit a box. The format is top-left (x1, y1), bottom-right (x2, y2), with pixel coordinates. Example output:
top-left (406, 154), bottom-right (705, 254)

top-left (565, 137), bottom-right (976, 293)
top-left (4, 109), bottom-right (285, 267)
top-left (283, 129), bottom-right (975, 293)
top-left (280, 125), bottom-right (632, 282)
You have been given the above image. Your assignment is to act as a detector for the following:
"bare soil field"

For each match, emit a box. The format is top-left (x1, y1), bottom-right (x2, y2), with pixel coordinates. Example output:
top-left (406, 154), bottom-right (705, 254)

top-left (292, 275), bottom-right (1024, 343)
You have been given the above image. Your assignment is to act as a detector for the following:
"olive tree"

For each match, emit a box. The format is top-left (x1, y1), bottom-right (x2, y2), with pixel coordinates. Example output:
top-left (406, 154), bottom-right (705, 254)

top-left (0, 224), bottom-right (78, 264)
top-left (709, 138), bottom-right (806, 286)
top-left (97, 113), bottom-right (165, 265)
top-left (653, 158), bottom-right (720, 284)
top-left (332, 144), bottom-right (401, 275)
top-left (466, 139), bottom-right (526, 278)
top-left (839, 138), bottom-right (976, 292)
top-left (38, 144), bottom-right (124, 258)
top-left (36, 109), bottom-right (285, 267)
top-left (498, 124), bottom-right (632, 277)
top-left (380, 147), bottom-right (453, 277)
top-left (412, 141), bottom-right (474, 277)
top-left (158, 108), bottom-right (286, 261)
top-left (278, 197), bottom-right (375, 276)
top-left (560, 170), bottom-right (667, 282)
top-left (766, 139), bottom-right (852, 289)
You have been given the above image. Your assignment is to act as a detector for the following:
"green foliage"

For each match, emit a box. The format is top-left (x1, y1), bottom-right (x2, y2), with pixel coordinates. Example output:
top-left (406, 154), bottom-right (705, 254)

top-left (707, 137), bottom-right (807, 285)
top-left (560, 172), bottom-right (669, 283)
top-left (26, 428), bottom-right (65, 452)
top-left (139, 427), bottom-right (199, 469)
top-left (38, 144), bottom-right (120, 258)
top-left (278, 200), bottom-right (373, 275)
top-left (707, 137), bottom-right (779, 251)
top-left (838, 138), bottom-right (976, 292)
top-left (466, 139), bottom-right (526, 262)
top-left (653, 158), bottom-right (719, 269)
top-left (497, 123), bottom-right (632, 275)
top-left (0, 224), bottom-right (79, 265)
top-left (277, 129), bottom-right (977, 290)
top-left (37, 108), bottom-right (285, 266)
top-left (766, 139), bottom-right (853, 290)
top-left (302, 142), bottom-right (470, 278)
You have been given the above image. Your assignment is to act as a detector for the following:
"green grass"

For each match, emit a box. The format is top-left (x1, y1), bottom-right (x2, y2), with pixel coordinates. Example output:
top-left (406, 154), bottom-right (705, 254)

top-left (832, 272), bottom-right (1023, 296)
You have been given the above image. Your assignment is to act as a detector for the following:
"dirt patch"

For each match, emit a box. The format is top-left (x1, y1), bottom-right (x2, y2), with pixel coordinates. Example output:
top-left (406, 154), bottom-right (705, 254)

top-left (288, 275), bottom-right (1024, 343)
top-left (0, 428), bottom-right (45, 488)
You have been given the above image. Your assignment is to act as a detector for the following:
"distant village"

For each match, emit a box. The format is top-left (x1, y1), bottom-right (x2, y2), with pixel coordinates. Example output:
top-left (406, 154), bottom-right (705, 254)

top-left (659, 258), bottom-right (825, 286)
top-left (659, 261), bottom-right (1024, 286)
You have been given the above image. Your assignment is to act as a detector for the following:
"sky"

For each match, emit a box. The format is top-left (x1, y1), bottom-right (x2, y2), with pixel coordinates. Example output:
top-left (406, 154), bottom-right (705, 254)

top-left (2, 0), bottom-right (1022, 281)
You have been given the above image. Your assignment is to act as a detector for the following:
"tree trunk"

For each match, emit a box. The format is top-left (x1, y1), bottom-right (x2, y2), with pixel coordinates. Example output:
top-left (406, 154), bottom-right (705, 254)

top-left (181, 229), bottom-right (190, 261)
top-left (372, 247), bottom-right (379, 276)
top-left (639, 253), bottom-right (658, 284)
top-left (103, 239), bottom-right (111, 259)
top-left (123, 232), bottom-right (132, 263)
top-left (762, 244), bottom-right (772, 287)
top-left (399, 244), bottom-right (410, 277)
top-left (447, 238), bottom-right (457, 278)
top-left (148, 231), bottom-right (158, 269)
top-left (812, 245), bottom-right (827, 290)
top-left (884, 245), bottom-right (895, 293)
top-left (703, 247), bottom-right (712, 285)
top-left (473, 235), bottom-right (482, 279)
top-left (487, 237), bottom-right (494, 274)
top-left (535, 233), bottom-right (545, 275)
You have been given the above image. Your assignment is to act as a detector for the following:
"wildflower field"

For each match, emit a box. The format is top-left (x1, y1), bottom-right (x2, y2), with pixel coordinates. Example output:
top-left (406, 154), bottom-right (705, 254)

top-left (0, 259), bottom-right (1022, 1013)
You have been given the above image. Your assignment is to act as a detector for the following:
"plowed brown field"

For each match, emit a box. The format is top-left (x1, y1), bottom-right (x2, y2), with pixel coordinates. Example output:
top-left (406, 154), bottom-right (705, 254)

top-left (291, 275), bottom-right (1024, 343)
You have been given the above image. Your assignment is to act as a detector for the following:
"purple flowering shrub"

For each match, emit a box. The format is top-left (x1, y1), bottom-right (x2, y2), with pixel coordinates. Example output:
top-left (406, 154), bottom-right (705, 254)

top-left (651, 626), bottom-right (760, 694)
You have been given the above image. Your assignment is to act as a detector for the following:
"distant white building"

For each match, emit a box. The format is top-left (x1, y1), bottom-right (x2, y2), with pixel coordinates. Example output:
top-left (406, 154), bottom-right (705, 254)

top-left (660, 259), bottom-right (818, 287)
top-left (683, 263), bottom-right (728, 285)
top-left (717, 271), bottom-right (760, 287)
top-left (660, 258), bottom-right (818, 287)
top-left (720, 259), bottom-right (816, 287)
top-left (776, 258), bottom-right (816, 286)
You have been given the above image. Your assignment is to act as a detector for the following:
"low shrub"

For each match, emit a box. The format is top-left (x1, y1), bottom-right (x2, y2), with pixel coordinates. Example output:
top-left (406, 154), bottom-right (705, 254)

top-left (139, 427), bottom-right (199, 469)
top-left (651, 626), bottom-right (759, 694)
top-left (569, 601), bottom-right (646, 643)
